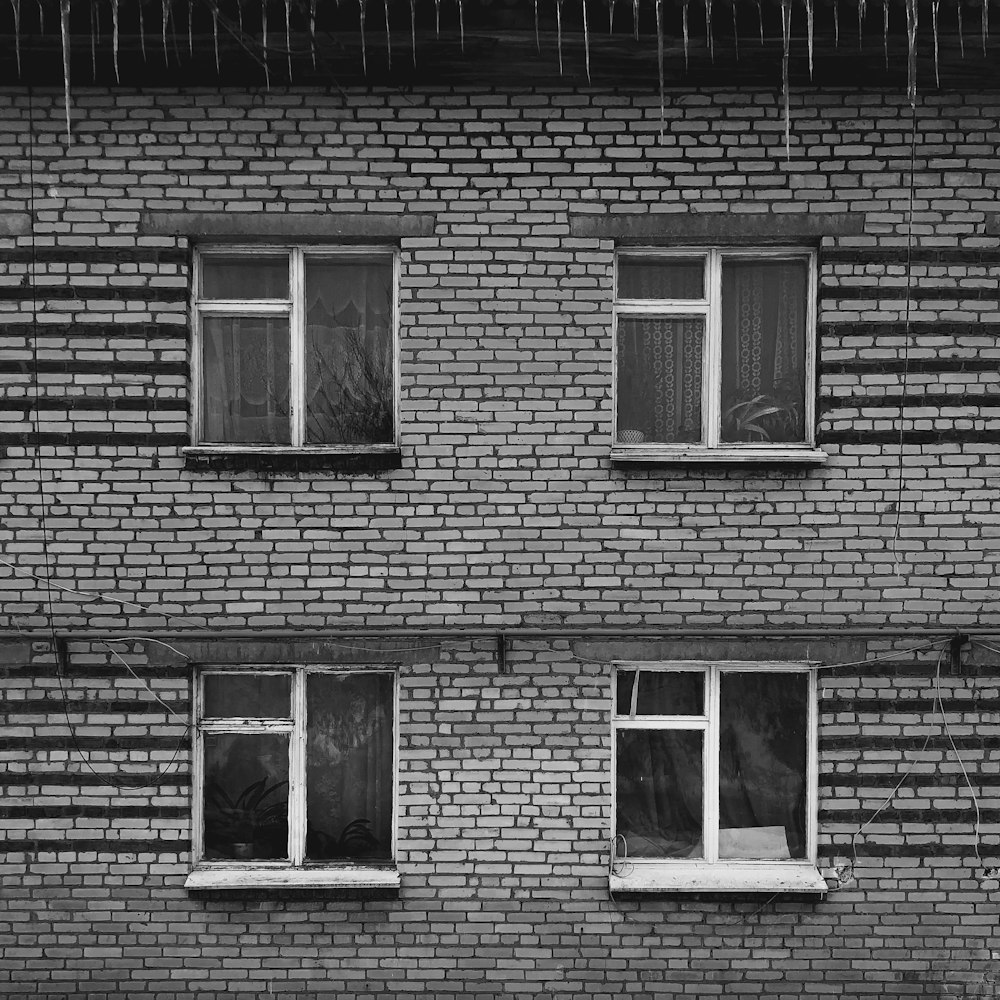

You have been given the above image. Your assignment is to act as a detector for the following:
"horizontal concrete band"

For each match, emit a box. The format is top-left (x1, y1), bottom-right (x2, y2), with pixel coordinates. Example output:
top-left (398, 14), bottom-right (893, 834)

top-left (569, 212), bottom-right (869, 241)
top-left (138, 211), bottom-right (437, 239)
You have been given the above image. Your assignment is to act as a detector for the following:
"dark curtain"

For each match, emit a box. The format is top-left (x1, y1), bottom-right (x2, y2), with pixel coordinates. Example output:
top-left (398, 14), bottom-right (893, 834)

top-left (305, 673), bottom-right (394, 861)
top-left (304, 260), bottom-right (393, 445)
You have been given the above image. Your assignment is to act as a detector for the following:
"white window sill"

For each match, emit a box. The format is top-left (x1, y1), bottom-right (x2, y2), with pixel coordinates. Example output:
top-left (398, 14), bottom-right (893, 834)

top-left (609, 862), bottom-right (828, 895)
top-left (610, 446), bottom-right (828, 465)
top-left (185, 866), bottom-right (401, 891)
top-left (183, 445), bottom-right (400, 456)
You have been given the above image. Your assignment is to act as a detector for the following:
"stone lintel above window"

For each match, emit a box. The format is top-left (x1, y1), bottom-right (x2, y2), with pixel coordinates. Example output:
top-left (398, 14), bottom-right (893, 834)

top-left (139, 211), bottom-right (435, 241)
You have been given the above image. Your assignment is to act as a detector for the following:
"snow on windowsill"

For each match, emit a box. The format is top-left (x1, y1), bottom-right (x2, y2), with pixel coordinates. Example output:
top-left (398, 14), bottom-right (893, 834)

top-left (185, 866), bottom-right (401, 891)
top-left (610, 446), bottom-right (828, 465)
top-left (609, 862), bottom-right (829, 895)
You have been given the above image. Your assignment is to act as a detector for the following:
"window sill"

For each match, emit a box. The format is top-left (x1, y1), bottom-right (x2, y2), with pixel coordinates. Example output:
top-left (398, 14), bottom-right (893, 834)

top-left (610, 446), bottom-right (828, 466)
top-left (182, 445), bottom-right (402, 473)
top-left (185, 865), bottom-right (401, 892)
top-left (609, 862), bottom-right (828, 895)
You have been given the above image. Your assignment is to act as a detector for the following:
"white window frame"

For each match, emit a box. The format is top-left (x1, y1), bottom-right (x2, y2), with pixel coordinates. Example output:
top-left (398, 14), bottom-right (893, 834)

top-left (187, 245), bottom-right (401, 455)
top-left (186, 665), bottom-right (400, 891)
top-left (611, 248), bottom-right (826, 464)
top-left (610, 660), bottom-right (826, 894)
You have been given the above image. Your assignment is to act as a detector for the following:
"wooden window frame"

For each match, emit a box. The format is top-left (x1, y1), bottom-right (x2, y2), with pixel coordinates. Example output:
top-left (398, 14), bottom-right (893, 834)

top-left (188, 245), bottom-right (401, 455)
top-left (186, 665), bottom-right (400, 892)
top-left (610, 660), bottom-right (827, 894)
top-left (611, 247), bottom-right (826, 465)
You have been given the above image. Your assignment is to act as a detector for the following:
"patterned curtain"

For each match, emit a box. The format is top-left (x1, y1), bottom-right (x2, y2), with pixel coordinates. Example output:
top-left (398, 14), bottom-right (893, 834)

top-left (720, 261), bottom-right (807, 443)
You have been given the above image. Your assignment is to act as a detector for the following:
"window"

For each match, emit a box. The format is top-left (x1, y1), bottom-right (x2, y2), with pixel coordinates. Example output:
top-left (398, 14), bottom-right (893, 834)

top-left (611, 661), bottom-right (826, 893)
top-left (187, 667), bottom-right (399, 890)
top-left (191, 247), bottom-right (397, 452)
top-left (613, 249), bottom-right (824, 463)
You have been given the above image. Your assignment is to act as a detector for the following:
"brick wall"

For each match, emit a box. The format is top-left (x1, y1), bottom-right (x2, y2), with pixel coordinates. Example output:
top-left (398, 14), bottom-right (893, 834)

top-left (0, 85), bottom-right (999, 998)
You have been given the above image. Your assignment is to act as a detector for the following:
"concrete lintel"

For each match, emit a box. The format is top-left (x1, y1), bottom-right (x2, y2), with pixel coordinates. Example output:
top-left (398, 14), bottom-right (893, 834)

top-left (569, 212), bottom-right (868, 244)
top-left (139, 212), bottom-right (436, 241)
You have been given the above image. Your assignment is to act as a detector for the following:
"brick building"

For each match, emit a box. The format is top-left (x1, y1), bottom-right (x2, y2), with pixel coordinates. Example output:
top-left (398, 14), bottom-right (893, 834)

top-left (1, 6), bottom-right (999, 997)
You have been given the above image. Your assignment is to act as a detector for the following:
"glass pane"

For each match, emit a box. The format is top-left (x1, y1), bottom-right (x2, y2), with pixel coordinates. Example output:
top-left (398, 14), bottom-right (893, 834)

top-left (617, 729), bottom-right (703, 859)
top-left (615, 670), bottom-right (704, 717)
top-left (306, 673), bottom-right (394, 862)
top-left (203, 733), bottom-right (289, 861)
top-left (203, 674), bottom-right (291, 719)
top-left (202, 316), bottom-right (290, 444)
top-left (617, 317), bottom-right (703, 445)
top-left (720, 260), bottom-right (808, 444)
top-left (201, 255), bottom-right (289, 299)
top-left (719, 672), bottom-right (809, 860)
top-left (304, 258), bottom-right (394, 446)
top-left (618, 258), bottom-right (704, 300)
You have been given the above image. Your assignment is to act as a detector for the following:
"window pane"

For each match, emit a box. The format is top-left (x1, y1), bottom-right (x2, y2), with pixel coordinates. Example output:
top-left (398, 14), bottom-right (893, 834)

top-left (203, 733), bottom-right (289, 861)
top-left (719, 672), bottom-right (809, 860)
top-left (304, 259), bottom-right (394, 446)
top-left (617, 317), bottom-right (703, 444)
top-left (203, 674), bottom-right (291, 719)
top-left (616, 729), bottom-right (703, 859)
top-left (202, 316), bottom-right (291, 444)
top-left (720, 260), bottom-right (808, 444)
top-left (305, 673), bottom-right (394, 862)
top-left (619, 259), bottom-right (704, 299)
top-left (615, 670), bottom-right (704, 716)
top-left (201, 255), bottom-right (289, 299)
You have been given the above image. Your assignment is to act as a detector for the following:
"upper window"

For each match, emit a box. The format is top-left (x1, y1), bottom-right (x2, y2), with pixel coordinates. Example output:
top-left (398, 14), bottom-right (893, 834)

top-left (192, 247), bottom-right (397, 451)
top-left (187, 667), bottom-right (398, 890)
top-left (611, 661), bottom-right (826, 894)
top-left (613, 249), bottom-right (822, 463)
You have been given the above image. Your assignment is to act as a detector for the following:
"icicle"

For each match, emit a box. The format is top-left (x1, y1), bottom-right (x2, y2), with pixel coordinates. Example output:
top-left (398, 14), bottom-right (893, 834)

top-left (905, 0), bottom-right (917, 104)
top-left (359, 0), bottom-right (367, 73)
top-left (90, 0), bottom-right (97, 81)
top-left (458, 0), bottom-right (464, 50)
top-left (582, 0), bottom-right (591, 81)
top-left (608, 0), bottom-right (614, 32)
top-left (188, 0), bottom-right (193, 54)
top-left (212, 3), bottom-right (220, 71)
top-left (682, 0), bottom-right (690, 68)
top-left (262, 0), bottom-right (271, 87)
top-left (111, 0), bottom-right (120, 81)
top-left (857, 0), bottom-right (865, 51)
top-left (10, 0), bottom-right (20, 76)
top-left (139, 0), bottom-right (147, 60)
top-left (556, 0), bottom-right (564, 72)
top-left (409, 0), bottom-right (416, 65)
top-left (932, 0), bottom-right (941, 85)
top-left (655, 0), bottom-right (665, 137)
top-left (434, 0), bottom-right (440, 34)
top-left (982, 0), bottom-right (989, 54)
top-left (237, 0), bottom-right (243, 35)
top-left (957, 0), bottom-right (964, 57)
top-left (310, 0), bottom-right (317, 66)
top-left (161, 0), bottom-right (170, 65)
top-left (804, 0), bottom-right (813, 77)
top-left (383, 0), bottom-right (391, 68)
top-left (60, 0), bottom-right (71, 144)
top-left (705, 0), bottom-right (714, 60)
top-left (833, 0), bottom-right (839, 43)
top-left (284, 0), bottom-right (292, 78)
top-left (780, 0), bottom-right (791, 159)
top-left (632, 0), bottom-right (638, 40)
top-left (731, 0), bottom-right (739, 59)
top-left (35, 0), bottom-right (42, 34)
top-left (534, 0), bottom-right (540, 50)
top-left (882, 0), bottom-right (888, 67)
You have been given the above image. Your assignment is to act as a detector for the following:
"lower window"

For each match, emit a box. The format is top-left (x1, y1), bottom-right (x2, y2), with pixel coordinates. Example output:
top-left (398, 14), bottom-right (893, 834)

top-left (612, 661), bottom-right (825, 893)
top-left (188, 667), bottom-right (398, 890)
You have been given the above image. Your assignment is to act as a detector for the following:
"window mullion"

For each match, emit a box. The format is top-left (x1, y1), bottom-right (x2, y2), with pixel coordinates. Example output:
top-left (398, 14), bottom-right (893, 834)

top-left (704, 251), bottom-right (722, 449)
top-left (289, 249), bottom-right (305, 447)
top-left (705, 666), bottom-right (720, 864)
top-left (290, 668), bottom-right (307, 866)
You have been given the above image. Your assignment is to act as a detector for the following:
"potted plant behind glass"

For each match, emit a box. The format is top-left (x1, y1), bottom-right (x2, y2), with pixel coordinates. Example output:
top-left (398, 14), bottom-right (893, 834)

top-left (204, 776), bottom-right (289, 860)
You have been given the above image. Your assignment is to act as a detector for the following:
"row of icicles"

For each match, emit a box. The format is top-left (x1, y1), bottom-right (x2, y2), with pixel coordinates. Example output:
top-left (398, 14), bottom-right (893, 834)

top-left (9, 0), bottom-right (990, 146)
